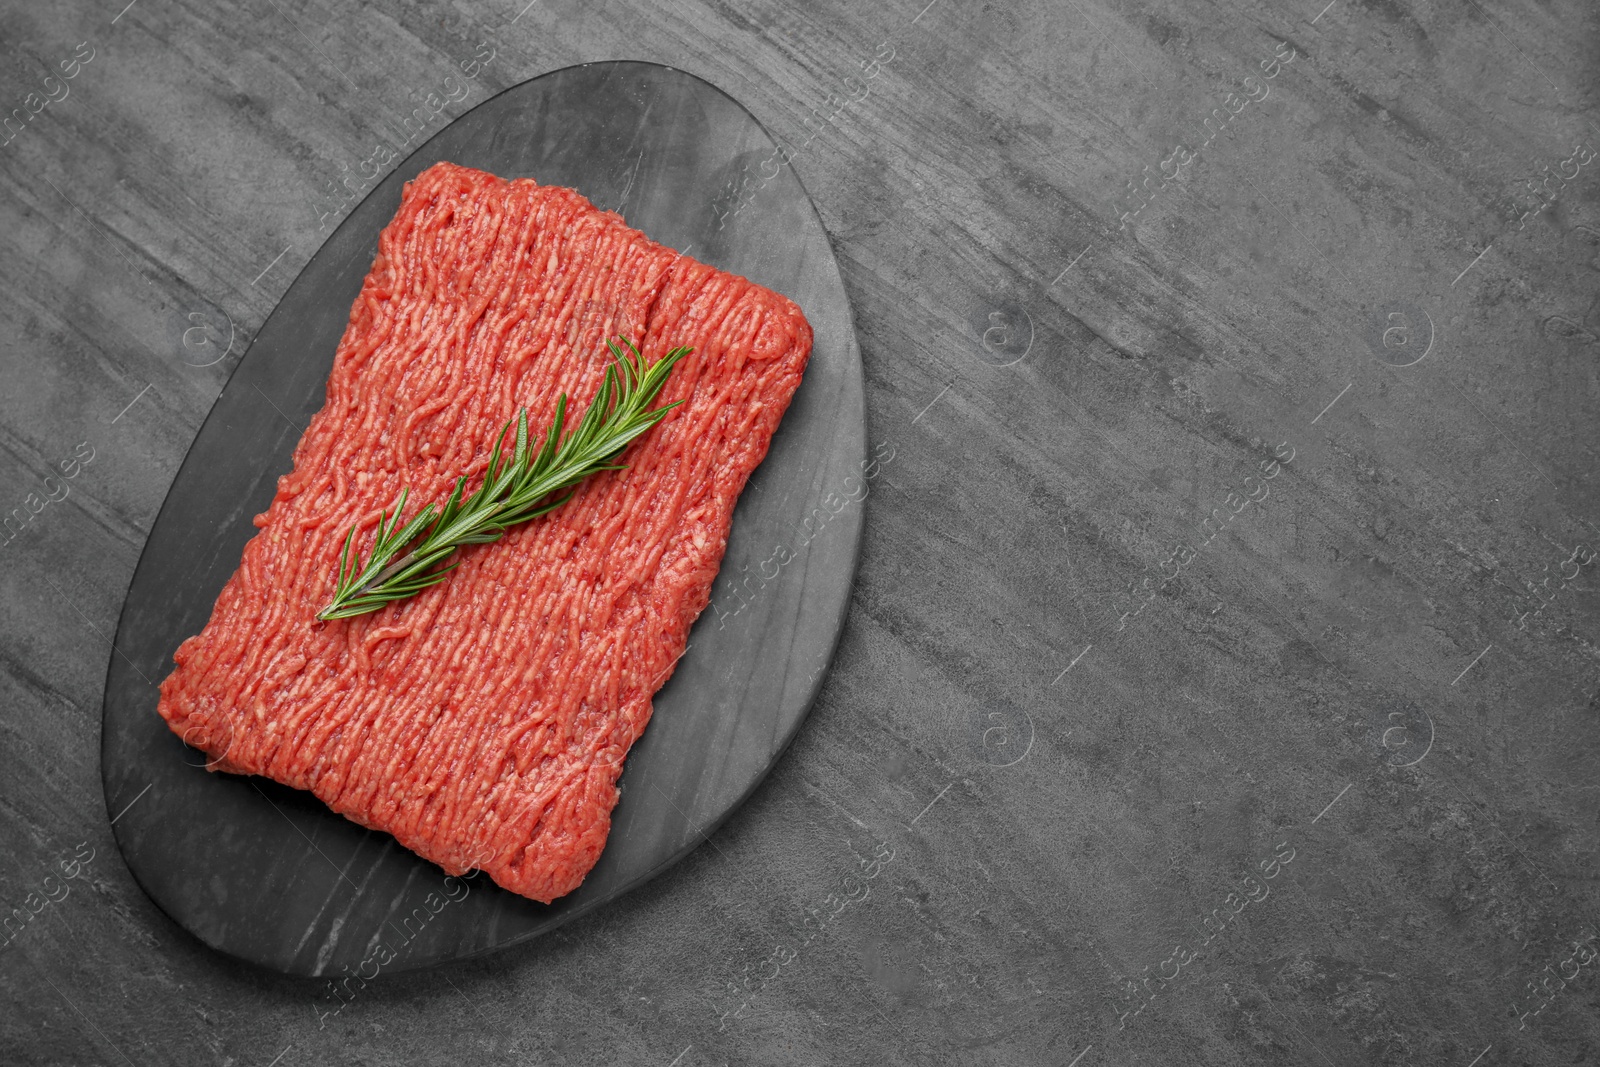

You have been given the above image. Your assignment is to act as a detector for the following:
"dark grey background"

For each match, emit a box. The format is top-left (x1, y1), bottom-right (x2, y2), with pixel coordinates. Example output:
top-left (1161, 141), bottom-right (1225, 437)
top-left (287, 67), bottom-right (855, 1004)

top-left (2, 0), bottom-right (1598, 1065)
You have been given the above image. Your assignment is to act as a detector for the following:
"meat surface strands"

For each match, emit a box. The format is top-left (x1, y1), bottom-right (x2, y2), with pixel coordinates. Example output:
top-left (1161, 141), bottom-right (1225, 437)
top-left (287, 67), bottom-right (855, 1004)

top-left (318, 337), bottom-right (690, 621)
top-left (157, 161), bottom-right (813, 904)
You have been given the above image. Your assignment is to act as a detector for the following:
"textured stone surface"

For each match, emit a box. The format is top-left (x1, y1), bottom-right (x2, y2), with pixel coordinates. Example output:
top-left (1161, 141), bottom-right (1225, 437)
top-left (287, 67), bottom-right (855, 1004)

top-left (1, 0), bottom-right (1597, 1064)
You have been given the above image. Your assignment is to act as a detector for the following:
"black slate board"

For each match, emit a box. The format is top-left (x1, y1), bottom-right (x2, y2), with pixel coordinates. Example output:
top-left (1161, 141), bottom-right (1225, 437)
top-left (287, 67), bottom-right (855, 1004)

top-left (99, 61), bottom-right (865, 977)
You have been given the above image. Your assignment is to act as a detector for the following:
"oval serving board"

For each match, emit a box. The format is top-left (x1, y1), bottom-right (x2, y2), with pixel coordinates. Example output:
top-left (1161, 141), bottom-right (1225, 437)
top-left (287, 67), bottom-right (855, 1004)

top-left (101, 61), bottom-right (865, 976)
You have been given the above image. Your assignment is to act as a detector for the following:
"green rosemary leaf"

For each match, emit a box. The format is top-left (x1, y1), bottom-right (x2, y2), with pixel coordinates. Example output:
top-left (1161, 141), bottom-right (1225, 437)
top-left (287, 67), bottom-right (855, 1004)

top-left (316, 337), bottom-right (691, 622)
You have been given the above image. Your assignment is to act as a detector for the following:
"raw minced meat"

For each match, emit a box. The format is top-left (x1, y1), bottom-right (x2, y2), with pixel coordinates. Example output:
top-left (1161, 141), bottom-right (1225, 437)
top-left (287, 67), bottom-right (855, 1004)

top-left (156, 161), bottom-right (812, 904)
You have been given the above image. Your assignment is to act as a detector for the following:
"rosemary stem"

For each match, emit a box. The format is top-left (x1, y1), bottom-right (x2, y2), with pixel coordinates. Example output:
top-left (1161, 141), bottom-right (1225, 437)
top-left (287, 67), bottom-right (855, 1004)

top-left (316, 338), bottom-right (689, 622)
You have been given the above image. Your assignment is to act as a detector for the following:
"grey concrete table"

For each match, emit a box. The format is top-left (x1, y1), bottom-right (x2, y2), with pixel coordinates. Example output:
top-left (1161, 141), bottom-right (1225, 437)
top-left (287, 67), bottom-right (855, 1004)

top-left (2, 0), bottom-right (1597, 1064)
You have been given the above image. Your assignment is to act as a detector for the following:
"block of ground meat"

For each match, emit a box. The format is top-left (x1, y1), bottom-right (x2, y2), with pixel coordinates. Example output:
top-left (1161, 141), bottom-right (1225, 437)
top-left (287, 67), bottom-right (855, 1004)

top-left (156, 161), bottom-right (812, 904)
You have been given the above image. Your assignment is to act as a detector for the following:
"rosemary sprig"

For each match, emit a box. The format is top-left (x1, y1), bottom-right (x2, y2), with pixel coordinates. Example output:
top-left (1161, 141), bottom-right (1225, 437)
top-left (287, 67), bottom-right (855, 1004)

top-left (317, 337), bottom-right (690, 621)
